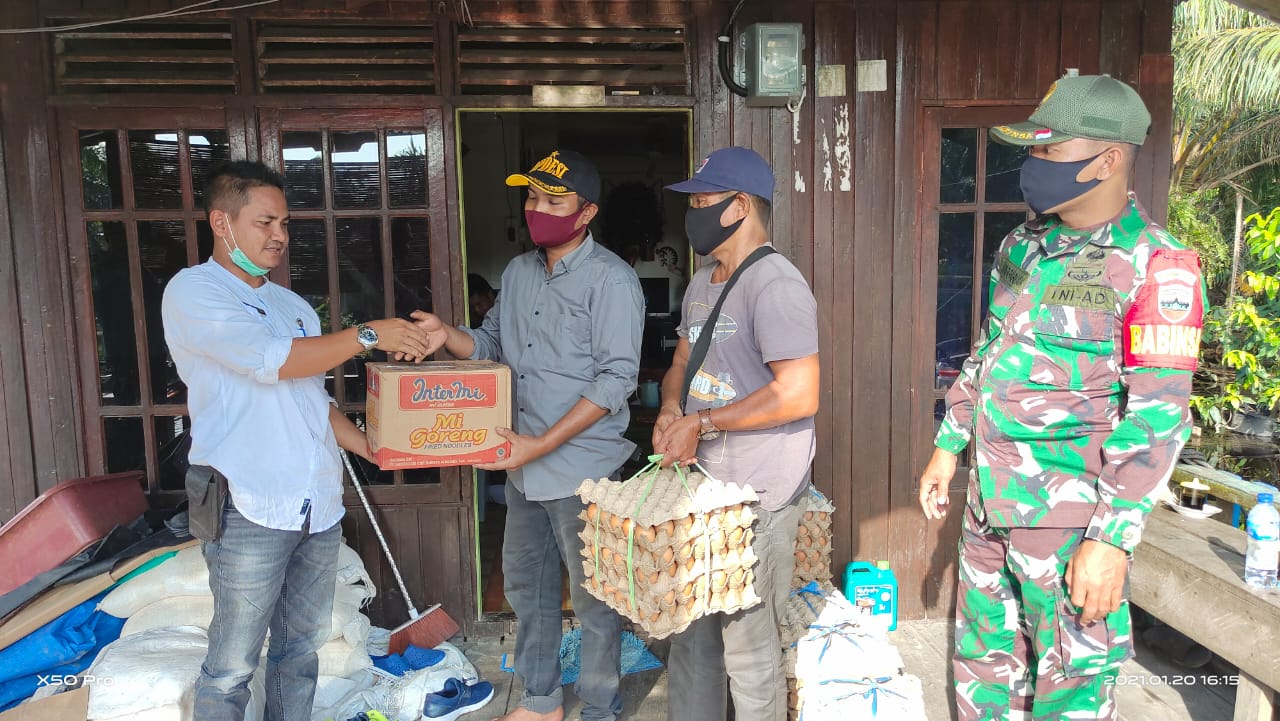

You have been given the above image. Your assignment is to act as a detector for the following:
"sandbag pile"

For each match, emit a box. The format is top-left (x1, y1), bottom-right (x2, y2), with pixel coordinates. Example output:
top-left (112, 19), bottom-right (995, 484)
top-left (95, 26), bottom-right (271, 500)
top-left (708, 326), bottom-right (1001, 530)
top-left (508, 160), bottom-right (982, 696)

top-left (792, 486), bottom-right (834, 587)
top-left (576, 465), bottom-right (760, 639)
top-left (84, 542), bottom-right (377, 720)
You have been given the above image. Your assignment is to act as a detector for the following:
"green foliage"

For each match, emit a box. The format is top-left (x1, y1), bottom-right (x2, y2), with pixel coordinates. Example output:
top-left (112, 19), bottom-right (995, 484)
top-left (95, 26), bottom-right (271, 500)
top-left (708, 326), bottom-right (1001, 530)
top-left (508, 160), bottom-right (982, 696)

top-left (1172, 0), bottom-right (1280, 198)
top-left (1167, 190), bottom-right (1232, 291)
top-left (1192, 207), bottom-right (1280, 428)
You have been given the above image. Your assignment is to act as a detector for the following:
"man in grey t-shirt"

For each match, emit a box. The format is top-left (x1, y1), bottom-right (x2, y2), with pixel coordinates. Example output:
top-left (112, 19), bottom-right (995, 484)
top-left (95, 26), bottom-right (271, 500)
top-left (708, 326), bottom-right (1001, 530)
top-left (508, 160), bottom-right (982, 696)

top-left (654, 147), bottom-right (820, 721)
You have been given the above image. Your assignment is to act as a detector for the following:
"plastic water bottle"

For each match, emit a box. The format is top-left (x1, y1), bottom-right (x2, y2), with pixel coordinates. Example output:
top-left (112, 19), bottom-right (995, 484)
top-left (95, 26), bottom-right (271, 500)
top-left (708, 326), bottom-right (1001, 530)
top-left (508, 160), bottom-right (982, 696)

top-left (1244, 492), bottom-right (1279, 589)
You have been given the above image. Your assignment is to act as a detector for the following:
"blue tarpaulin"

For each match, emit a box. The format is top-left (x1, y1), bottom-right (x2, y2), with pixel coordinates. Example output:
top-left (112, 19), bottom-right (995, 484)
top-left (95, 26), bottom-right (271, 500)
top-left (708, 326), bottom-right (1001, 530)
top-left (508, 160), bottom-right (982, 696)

top-left (558, 628), bottom-right (663, 685)
top-left (0, 591), bottom-right (125, 711)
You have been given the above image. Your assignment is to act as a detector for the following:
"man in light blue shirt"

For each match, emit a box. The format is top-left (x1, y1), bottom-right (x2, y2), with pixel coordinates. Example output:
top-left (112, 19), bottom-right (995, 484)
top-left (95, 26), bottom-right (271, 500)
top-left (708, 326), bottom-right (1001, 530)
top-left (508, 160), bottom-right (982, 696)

top-left (162, 161), bottom-right (432, 721)
top-left (413, 150), bottom-right (643, 721)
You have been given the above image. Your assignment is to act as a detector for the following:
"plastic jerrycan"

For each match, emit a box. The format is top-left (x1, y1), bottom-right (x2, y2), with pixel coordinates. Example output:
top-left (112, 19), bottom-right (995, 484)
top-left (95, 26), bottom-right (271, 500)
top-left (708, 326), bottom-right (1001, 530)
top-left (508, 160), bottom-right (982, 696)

top-left (844, 560), bottom-right (899, 631)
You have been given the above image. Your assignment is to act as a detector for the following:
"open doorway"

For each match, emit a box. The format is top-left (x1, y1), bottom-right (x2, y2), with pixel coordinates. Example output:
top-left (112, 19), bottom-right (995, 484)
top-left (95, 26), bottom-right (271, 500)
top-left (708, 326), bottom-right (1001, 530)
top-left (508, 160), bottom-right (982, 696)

top-left (457, 109), bottom-right (692, 616)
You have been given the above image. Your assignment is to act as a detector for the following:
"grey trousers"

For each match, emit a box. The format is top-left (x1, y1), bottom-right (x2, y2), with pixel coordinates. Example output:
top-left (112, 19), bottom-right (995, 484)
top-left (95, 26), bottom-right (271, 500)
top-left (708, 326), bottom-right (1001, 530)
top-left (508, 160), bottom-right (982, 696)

top-left (504, 482), bottom-right (624, 721)
top-left (667, 498), bottom-right (802, 721)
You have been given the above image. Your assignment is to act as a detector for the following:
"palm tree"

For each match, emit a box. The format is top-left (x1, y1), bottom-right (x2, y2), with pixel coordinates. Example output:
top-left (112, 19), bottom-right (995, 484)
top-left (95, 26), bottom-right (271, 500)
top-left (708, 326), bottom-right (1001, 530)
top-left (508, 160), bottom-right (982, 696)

top-left (1172, 0), bottom-right (1280, 196)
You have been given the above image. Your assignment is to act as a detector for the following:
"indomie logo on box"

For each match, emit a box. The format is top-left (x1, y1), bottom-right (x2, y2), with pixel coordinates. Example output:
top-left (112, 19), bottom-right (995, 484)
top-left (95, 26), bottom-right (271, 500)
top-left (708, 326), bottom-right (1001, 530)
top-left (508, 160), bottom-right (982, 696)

top-left (399, 373), bottom-right (496, 410)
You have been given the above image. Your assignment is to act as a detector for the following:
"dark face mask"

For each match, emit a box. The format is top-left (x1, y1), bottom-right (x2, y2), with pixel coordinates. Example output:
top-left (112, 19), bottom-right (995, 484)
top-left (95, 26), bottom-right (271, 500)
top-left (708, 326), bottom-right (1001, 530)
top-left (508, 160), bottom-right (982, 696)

top-left (1019, 152), bottom-right (1105, 215)
top-left (685, 195), bottom-right (744, 256)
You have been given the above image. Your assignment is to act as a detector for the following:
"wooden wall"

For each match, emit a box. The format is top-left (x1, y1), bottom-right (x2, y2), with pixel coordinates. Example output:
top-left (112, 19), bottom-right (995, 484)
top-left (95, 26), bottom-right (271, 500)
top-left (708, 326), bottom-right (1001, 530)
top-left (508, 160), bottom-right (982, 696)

top-left (0, 0), bottom-right (1177, 624)
top-left (688, 0), bottom-right (1174, 619)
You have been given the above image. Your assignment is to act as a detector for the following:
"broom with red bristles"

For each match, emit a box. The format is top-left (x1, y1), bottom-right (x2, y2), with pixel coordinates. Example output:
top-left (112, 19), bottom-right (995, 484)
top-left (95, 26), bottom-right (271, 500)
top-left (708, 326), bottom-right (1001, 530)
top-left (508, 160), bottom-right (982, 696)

top-left (340, 449), bottom-right (460, 653)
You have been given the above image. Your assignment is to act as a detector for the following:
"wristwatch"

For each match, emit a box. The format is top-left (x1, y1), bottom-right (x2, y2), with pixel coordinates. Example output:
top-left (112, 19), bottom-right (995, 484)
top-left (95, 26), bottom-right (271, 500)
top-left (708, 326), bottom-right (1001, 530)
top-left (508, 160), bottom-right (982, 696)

top-left (697, 408), bottom-right (720, 441)
top-left (355, 323), bottom-right (379, 351)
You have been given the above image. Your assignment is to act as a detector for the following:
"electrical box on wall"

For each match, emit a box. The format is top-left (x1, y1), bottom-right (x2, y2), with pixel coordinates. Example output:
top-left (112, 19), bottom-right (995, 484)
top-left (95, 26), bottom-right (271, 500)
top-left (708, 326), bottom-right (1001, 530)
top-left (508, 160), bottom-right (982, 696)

top-left (742, 23), bottom-right (805, 107)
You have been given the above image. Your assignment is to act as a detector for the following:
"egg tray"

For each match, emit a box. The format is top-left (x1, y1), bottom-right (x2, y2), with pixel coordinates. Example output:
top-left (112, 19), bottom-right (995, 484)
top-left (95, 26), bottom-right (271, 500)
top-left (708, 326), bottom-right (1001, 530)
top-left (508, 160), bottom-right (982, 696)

top-left (576, 468), bottom-right (763, 639)
top-left (792, 486), bottom-right (834, 586)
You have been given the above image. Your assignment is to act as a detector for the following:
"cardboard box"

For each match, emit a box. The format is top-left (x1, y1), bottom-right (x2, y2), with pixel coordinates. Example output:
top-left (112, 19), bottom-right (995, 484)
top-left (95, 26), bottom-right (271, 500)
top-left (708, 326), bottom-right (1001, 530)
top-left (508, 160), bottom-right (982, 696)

top-left (367, 361), bottom-right (512, 469)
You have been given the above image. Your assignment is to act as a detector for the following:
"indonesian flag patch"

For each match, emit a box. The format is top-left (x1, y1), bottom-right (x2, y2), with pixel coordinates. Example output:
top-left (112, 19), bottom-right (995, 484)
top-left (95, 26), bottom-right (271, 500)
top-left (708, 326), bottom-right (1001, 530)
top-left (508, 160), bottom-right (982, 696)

top-left (1034, 129), bottom-right (1054, 141)
top-left (1123, 249), bottom-right (1205, 371)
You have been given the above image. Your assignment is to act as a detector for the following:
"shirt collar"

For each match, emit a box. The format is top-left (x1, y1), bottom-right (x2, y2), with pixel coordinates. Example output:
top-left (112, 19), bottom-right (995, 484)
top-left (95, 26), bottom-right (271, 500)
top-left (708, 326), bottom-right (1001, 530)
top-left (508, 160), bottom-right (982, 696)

top-left (535, 232), bottom-right (596, 277)
top-left (1037, 194), bottom-right (1146, 257)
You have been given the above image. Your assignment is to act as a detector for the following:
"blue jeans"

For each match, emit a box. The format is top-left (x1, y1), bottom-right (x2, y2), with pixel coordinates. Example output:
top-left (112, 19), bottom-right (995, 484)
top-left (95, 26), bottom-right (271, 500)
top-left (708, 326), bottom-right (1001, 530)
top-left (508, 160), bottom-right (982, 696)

top-left (667, 499), bottom-right (801, 721)
top-left (503, 483), bottom-right (623, 721)
top-left (193, 502), bottom-right (340, 721)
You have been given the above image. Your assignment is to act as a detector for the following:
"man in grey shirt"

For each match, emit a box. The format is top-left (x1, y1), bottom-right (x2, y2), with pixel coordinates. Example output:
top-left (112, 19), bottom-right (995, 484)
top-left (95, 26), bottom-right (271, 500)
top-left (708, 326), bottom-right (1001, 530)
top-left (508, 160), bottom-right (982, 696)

top-left (654, 147), bottom-right (819, 721)
top-left (413, 150), bottom-right (643, 721)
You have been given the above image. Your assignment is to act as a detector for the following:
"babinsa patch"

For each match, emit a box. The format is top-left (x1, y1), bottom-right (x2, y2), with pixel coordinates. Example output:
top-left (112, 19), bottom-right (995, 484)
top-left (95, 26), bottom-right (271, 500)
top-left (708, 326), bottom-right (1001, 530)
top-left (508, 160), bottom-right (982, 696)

top-left (1123, 250), bottom-right (1204, 371)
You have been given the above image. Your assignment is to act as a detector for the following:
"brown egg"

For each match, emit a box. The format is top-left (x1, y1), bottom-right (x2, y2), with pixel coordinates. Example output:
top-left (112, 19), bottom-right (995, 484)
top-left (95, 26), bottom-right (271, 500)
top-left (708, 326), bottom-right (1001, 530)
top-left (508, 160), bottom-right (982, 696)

top-left (622, 518), bottom-right (635, 536)
top-left (662, 546), bottom-right (676, 565)
top-left (609, 513), bottom-right (623, 531)
top-left (586, 503), bottom-right (599, 523)
top-left (711, 570), bottom-right (728, 591)
top-left (684, 555), bottom-right (697, 572)
top-left (795, 549), bottom-right (807, 563)
top-left (796, 524), bottom-right (810, 538)
top-left (667, 562), bottom-right (678, 577)
top-left (662, 589), bottom-right (677, 606)
top-left (803, 511), bottom-right (814, 522)
top-left (639, 525), bottom-right (658, 544)
top-left (601, 547), bottom-right (614, 564)
top-left (818, 535), bottom-right (830, 548)
top-left (649, 609), bottom-right (662, 624)
top-left (650, 569), bottom-right (662, 585)
top-left (729, 567), bottom-right (746, 587)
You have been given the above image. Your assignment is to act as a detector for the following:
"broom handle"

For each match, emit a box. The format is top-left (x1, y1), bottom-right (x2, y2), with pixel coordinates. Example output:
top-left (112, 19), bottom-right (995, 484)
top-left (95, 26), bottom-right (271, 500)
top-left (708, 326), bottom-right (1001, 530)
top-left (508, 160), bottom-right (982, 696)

top-left (340, 449), bottom-right (421, 619)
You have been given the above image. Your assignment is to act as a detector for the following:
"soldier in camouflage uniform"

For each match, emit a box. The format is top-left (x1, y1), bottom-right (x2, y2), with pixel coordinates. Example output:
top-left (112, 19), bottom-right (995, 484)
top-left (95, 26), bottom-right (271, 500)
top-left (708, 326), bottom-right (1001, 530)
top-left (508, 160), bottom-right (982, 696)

top-left (918, 74), bottom-right (1206, 721)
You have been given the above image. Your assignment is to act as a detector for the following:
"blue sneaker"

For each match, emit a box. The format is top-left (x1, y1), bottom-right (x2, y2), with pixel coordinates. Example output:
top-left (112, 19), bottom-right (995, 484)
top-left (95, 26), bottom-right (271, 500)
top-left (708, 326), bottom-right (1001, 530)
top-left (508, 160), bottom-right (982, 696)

top-left (422, 678), bottom-right (495, 721)
top-left (371, 653), bottom-right (413, 677)
top-left (402, 644), bottom-right (446, 670)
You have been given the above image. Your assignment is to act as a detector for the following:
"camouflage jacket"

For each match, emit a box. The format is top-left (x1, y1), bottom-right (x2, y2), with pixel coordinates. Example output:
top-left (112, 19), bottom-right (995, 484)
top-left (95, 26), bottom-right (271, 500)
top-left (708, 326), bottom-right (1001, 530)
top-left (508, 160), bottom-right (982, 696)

top-left (935, 198), bottom-right (1206, 552)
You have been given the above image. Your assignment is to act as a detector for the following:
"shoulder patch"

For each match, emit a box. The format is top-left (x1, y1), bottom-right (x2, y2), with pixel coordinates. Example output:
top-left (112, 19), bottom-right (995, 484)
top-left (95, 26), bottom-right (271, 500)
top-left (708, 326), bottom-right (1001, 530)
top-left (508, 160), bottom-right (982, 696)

top-left (1123, 250), bottom-right (1204, 370)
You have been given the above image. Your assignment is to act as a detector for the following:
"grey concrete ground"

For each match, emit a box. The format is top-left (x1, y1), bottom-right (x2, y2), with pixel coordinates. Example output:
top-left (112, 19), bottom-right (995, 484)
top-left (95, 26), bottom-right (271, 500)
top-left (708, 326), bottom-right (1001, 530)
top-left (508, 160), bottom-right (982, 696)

top-left (455, 618), bottom-right (1235, 721)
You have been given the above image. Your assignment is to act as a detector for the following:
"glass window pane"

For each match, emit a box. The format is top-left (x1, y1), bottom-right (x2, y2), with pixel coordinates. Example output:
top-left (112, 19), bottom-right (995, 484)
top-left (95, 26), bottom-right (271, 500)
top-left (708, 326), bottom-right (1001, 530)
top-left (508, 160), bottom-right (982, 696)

top-left (388, 131), bottom-right (428, 208)
top-left (129, 131), bottom-right (183, 209)
top-left (197, 222), bottom-right (214, 264)
top-left (138, 220), bottom-right (189, 404)
top-left (156, 416), bottom-right (191, 491)
top-left (104, 417), bottom-right (145, 474)
top-left (80, 130), bottom-right (122, 210)
top-left (986, 141), bottom-right (1027, 203)
top-left (337, 217), bottom-right (383, 403)
top-left (392, 217), bottom-right (431, 316)
top-left (288, 219), bottom-right (331, 318)
top-left (940, 128), bottom-right (977, 204)
top-left (935, 213), bottom-right (974, 387)
top-left (980, 212), bottom-right (1027, 321)
top-left (331, 131), bottom-right (381, 209)
top-left (89, 221), bottom-right (139, 406)
top-left (190, 130), bottom-right (231, 210)
top-left (402, 467), bottom-right (442, 485)
top-left (283, 132), bottom-right (324, 209)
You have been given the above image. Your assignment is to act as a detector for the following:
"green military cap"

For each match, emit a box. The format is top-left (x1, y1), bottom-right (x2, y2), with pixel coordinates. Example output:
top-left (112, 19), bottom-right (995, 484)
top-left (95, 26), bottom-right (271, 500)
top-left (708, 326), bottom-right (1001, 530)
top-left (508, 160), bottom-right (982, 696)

top-left (990, 74), bottom-right (1151, 146)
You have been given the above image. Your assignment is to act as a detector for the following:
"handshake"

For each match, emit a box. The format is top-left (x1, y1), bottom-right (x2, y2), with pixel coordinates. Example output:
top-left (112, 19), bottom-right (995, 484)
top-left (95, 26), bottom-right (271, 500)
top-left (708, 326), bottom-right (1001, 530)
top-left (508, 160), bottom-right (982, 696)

top-left (359, 310), bottom-right (453, 363)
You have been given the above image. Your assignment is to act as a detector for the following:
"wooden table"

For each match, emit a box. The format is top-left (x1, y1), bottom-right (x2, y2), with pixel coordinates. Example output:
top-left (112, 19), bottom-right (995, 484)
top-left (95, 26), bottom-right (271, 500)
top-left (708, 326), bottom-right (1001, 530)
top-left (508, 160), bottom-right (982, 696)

top-left (1132, 507), bottom-right (1280, 721)
top-left (1170, 462), bottom-right (1277, 522)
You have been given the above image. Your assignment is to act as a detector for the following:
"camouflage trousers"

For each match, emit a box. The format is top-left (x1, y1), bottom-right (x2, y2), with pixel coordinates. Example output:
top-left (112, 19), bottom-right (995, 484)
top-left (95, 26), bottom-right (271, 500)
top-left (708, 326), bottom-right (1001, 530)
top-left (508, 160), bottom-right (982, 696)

top-left (954, 498), bottom-right (1133, 721)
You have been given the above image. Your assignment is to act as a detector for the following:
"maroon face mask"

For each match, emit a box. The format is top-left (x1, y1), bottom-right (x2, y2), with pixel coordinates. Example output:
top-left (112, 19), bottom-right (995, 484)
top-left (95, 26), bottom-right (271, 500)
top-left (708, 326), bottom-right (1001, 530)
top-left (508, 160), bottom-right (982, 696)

top-left (525, 205), bottom-right (588, 248)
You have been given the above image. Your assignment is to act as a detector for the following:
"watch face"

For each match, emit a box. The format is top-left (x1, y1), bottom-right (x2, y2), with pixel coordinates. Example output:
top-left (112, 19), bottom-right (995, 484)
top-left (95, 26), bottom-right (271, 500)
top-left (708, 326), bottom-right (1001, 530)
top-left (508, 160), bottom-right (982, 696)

top-left (357, 325), bottom-right (378, 348)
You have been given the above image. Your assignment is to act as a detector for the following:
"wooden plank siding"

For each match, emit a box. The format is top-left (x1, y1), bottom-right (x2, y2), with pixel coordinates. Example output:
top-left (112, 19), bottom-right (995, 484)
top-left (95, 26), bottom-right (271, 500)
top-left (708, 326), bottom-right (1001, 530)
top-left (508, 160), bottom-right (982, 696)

top-left (0, 0), bottom-right (1178, 627)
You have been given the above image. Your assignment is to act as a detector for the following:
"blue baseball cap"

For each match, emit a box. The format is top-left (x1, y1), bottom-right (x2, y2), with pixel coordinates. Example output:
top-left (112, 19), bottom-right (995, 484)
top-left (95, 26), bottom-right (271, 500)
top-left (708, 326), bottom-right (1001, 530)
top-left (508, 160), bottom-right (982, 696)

top-left (666, 146), bottom-right (774, 201)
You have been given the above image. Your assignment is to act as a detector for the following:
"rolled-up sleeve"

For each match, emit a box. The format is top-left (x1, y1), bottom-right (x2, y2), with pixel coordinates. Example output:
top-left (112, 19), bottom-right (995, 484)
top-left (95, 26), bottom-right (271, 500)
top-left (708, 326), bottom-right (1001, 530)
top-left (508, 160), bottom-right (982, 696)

top-left (581, 271), bottom-right (644, 414)
top-left (162, 275), bottom-right (293, 384)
